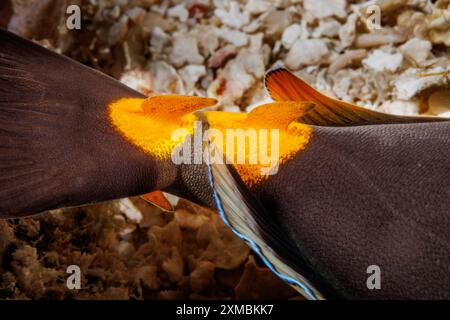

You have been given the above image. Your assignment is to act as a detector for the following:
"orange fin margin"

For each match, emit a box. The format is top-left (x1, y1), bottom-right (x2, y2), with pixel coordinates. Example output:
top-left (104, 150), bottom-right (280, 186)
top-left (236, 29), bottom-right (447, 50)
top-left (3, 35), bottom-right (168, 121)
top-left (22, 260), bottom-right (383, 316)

top-left (264, 67), bottom-right (445, 126)
top-left (141, 191), bottom-right (173, 211)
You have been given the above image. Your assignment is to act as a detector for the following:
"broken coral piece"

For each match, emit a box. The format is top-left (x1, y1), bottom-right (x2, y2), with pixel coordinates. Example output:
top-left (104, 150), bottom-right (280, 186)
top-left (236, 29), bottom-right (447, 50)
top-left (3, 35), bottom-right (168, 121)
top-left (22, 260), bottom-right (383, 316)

top-left (428, 90), bottom-right (450, 116)
top-left (363, 49), bottom-right (403, 72)
top-left (285, 39), bottom-right (329, 70)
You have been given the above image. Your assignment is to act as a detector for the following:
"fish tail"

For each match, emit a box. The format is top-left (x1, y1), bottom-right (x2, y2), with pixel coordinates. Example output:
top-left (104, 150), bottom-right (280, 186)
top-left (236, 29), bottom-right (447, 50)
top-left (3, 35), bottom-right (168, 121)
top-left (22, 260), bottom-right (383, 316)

top-left (0, 28), bottom-right (158, 218)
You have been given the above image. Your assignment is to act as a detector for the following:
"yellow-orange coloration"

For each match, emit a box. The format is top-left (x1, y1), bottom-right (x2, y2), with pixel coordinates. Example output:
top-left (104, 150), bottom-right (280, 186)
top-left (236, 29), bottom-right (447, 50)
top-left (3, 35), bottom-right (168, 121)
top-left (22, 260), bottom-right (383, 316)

top-left (264, 68), bottom-right (409, 126)
top-left (141, 190), bottom-right (173, 211)
top-left (109, 95), bottom-right (217, 159)
top-left (204, 102), bottom-right (313, 187)
top-left (266, 68), bottom-right (360, 109)
top-left (109, 95), bottom-right (313, 187)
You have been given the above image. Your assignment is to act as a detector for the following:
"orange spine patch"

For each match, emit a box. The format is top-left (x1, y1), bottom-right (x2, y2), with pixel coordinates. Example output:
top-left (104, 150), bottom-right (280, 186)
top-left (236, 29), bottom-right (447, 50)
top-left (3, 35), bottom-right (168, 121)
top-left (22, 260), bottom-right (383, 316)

top-left (108, 95), bottom-right (216, 160)
top-left (204, 102), bottom-right (314, 187)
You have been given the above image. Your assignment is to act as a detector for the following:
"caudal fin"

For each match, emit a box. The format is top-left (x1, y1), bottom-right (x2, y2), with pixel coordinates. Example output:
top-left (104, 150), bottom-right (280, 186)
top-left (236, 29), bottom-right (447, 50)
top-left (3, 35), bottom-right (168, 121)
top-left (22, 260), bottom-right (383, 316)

top-left (0, 29), bottom-right (164, 217)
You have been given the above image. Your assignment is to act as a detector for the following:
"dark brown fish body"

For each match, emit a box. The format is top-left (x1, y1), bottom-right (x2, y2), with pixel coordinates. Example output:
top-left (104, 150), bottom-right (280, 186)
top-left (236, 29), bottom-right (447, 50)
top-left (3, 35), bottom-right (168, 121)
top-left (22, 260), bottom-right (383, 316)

top-left (168, 121), bottom-right (450, 299)
top-left (1, 29), bottom-right (449, 299)
top-left (172, 70), bottom-right (450, 299)
top-left (249, 122), bottom-right (450, 299)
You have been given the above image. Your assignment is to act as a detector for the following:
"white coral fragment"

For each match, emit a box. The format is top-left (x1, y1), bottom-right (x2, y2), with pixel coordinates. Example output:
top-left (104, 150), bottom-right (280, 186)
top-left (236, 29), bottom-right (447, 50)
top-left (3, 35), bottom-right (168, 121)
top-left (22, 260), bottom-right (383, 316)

top-left (400, 38), bottom-right (432, 65)
top-left (303, 0), bottom-right (347, 19)
top-left (380, 100), bottom-right (420, 116)
top-left (285, 39), bottom-right (329, 70)
top-left (394, 67), bottom-right (450, 100)
top-left (170, 32), bottom-right (204, 67)
top-left (281, 24), bottom-right (302, 49)
top-left (428, 90), bottom-right (450, 116)
top-left (363, 50), bottom-right (403, 72)
top-left (167, 4), bottom-right (189, 22)
top-left (214, 2), bottom-right (250, 29)
top-left (179, 65), bottom-right (207, 93)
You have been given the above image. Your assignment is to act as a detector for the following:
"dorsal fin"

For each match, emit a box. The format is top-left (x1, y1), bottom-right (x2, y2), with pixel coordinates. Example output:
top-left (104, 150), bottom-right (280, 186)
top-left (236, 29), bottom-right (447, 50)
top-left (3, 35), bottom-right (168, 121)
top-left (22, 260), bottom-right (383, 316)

top-left (264, 67), bottom-right (447, 126)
